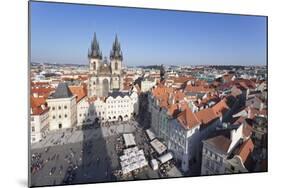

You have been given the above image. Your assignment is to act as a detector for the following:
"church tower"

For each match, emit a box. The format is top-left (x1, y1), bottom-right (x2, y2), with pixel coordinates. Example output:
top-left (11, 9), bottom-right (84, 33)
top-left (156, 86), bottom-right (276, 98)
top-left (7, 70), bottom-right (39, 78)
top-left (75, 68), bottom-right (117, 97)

top-left (88, 32), bottom-right (102, 74)
top-left (88, 33), bottom-right (102, 97)
top-left (110, 34), bottom-right (123, 75)
top-left (110, 34), bottom-right (123, 90)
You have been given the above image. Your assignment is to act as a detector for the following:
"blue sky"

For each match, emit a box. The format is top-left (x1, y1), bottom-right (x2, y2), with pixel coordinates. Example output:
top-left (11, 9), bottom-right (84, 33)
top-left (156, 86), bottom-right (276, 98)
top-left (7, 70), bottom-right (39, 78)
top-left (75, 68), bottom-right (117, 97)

top-left (30, 1), bottom-right (267, 66)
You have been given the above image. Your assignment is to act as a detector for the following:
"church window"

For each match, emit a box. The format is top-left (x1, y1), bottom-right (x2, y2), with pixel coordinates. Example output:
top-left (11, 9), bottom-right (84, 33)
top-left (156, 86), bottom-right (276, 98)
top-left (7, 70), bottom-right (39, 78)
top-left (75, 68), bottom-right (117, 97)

top-left (93, 62), bottom-right (96, 70)
top-left (115, 62), bottom-right (118, 70)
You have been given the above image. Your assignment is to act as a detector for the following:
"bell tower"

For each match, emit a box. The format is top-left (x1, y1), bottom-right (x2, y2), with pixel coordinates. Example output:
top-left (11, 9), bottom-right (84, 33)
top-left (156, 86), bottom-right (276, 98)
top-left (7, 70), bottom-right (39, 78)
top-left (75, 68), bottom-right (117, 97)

top-left (88, 33), bottom-right (102, 97)
top-left (110, 34), bottom-right (123, 75)
top-left (88, 32), bottom-right (102, 75)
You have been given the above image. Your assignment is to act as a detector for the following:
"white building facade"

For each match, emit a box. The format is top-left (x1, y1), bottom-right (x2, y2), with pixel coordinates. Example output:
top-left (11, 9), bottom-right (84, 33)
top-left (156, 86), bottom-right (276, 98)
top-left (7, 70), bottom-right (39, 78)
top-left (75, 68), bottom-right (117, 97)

top-left (30, 106), bottom-right (49, 143)
top-left (47, 83), bottom-right (77, 130)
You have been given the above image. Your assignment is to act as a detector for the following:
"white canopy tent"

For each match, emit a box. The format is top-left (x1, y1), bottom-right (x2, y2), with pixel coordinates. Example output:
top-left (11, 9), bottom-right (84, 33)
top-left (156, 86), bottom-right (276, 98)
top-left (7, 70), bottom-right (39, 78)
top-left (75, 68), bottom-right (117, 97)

top-left (150, 159), bottom-right (159, 170)
top-left (145, 129), bottom-right (156, 141)
top-left (150, 139), bottom-right (167, 155)
top-left (123, 133), bottom-right (136, 148)
top-left (158, 152), bottom-right (173, 164)
top-left (120, 147), bottom-right (148, 175)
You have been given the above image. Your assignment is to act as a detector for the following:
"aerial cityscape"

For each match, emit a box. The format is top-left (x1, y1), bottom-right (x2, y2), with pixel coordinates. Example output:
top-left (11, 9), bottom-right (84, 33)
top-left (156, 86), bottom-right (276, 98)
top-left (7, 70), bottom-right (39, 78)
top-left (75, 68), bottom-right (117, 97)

top-left (29, 2), bottom-right (267, 187)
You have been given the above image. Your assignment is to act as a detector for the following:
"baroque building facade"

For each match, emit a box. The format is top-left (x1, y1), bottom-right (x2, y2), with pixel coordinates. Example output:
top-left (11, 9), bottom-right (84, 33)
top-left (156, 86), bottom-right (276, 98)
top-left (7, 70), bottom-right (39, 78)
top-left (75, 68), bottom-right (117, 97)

top-left (88, 33), bottom-right (124, 97)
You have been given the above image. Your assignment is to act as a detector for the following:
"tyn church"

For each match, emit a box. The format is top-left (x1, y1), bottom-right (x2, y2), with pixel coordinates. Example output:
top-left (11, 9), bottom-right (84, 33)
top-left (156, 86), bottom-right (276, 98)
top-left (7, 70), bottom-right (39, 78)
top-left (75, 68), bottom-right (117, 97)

top-left (87, 33), bottom-right (124, 97)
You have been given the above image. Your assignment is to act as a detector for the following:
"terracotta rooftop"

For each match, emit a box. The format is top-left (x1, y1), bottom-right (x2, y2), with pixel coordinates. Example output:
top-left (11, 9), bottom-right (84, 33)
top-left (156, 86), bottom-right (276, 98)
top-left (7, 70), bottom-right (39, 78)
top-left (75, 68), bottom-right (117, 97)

top-left (195, 107), bottom-right (218, 125)
top-left (177, 106), bottom-right (201, 129)
top-left (30, 97), bottom-right (49, 116)
top-left (212, 99), bottom-right (229, 117)
top-left (69, 85), bottom-right (87, 103)
top-left (234, 138), bottom-right (254, 163)
top-left (185, 84), bottom-right (213, 94)
top-left (31, 87), bottom-right (54, 97)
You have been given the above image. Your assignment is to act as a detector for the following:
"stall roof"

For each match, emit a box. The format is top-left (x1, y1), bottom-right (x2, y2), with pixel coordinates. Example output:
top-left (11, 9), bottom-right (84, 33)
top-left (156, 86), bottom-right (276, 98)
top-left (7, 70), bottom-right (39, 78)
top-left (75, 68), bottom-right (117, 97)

top-left (146, 129), bottom-right (156, 141)
top-left (150, 159), bottom-right (159, 170)
top-left (150, 139), bottom-right (167, 155)
top-left (120, 147), bottom-right (148, 175)
top-left (158, 152), bottom-right (173, 164)
top-left (123, 133), bottom-right (136, 147)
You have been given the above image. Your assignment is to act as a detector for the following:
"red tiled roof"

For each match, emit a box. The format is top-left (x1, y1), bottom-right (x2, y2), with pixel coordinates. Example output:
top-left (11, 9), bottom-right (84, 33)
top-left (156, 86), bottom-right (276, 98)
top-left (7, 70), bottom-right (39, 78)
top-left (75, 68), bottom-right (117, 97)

top-left (168, 76), bottom-right (193, 84)
top-left (69, 85), bottom-right (87, 102)
top-left (177, 106), bottom-right (200, 129)
top-left (30, 97), bottom-right (49, 115)
top-left (185, 84), bottom-right (213, 93)
top-left (31, 87), bottom-right (54, 97)
top-left (235, 138), bottom-right (254, 163)
top-left (195, 107), bottom-right (218, 125)
top-left (212, 99), bottom-right (229, 117)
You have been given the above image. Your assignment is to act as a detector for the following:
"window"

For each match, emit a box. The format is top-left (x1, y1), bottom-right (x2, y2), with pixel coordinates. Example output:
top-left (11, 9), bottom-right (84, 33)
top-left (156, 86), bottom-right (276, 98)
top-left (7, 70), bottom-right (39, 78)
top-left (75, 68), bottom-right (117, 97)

top-left (31, 117), bottom-right (34, 122)
top-left (52, 107), bottom-right (55, 110)
top-left (58, 106), bottom-right (61, 110)
top-left (65, 114), bottom-right (67, 118)
top-left (115, 62), bottom-right (118, 70)
top-left (93, 62), bottom-right (96, 70)
top-left (53, 115), bottom-right (55, 119)
top-left (79, 114), bottom-right (82, 117)
top-left (59, 115), bottom-right (61, 119)
top-left (64, 106), bottom-right (67, 109)
top-left (32, 126), bottom-right (35, 132)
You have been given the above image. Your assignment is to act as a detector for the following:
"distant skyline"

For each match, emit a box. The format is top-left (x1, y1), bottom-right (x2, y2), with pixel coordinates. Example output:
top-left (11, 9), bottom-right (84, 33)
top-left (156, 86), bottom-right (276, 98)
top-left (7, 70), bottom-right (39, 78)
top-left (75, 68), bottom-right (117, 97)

top-left (30, 1), bottom-right (267, 66)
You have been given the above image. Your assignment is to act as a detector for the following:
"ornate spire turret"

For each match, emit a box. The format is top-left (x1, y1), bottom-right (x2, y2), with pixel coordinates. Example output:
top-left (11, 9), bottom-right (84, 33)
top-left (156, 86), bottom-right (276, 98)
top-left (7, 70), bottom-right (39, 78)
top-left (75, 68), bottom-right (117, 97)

top-left (88, 32), bottom-right (102, 59)
top-left (110, 34), bottom-right (123, 61)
